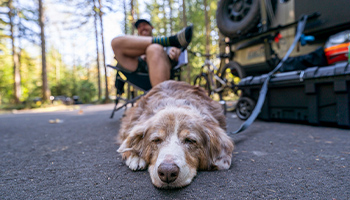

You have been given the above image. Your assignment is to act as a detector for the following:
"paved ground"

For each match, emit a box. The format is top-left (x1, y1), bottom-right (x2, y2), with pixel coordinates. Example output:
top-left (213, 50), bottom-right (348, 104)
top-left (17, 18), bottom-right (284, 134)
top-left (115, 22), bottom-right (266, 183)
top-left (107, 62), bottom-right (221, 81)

top-left (0, 104), bottom-right (349, 199)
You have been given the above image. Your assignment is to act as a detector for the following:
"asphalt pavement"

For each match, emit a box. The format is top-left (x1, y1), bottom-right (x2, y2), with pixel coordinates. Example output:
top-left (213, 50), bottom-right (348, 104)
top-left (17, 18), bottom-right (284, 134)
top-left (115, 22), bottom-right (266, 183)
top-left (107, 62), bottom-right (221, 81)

top-left (0, 104), bottom-right (349, 199)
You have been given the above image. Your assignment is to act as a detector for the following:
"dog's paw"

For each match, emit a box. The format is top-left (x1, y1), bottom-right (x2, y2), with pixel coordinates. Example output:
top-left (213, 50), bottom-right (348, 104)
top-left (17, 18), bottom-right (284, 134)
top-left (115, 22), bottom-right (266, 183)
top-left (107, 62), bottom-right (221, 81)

top-left (125, 154), bottom-right (147, 171)
top-left (214, 155), bottom-right (232, 170)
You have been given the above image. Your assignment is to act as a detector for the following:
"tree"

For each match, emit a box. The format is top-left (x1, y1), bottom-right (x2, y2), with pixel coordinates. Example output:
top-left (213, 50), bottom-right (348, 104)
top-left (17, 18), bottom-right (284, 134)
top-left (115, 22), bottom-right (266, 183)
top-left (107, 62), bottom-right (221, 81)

top-left (0, 0), bottom-right (107, 106)
top-left (123, 0), bottom-right (127, 34)
top-left (130, 0), bottom-right (135, 34)
top-left (204, 0), bottom-right (210, 54)
top-left (54, 0), bottom-right (116, 102)
top-left (98, 0), bottom-right (109, 102)
top-left (7, 0), bottom-right (21, 103)
top-left (182, 0), bottom-right (191, 83)
top-left (121, 0), bottom-right (140, 35)
top-left (38, 0), bottom-right (50, 101)
top-left (0, 36), bottom-right (13, 105)
top-left (162, 0), bottom-right (167, 35)
top-left (168, 0), bottom-right (173, 33)
top-left (92, 0), bottom-right (102, 101)
top-left (1, 0), bottom-right (43, 104)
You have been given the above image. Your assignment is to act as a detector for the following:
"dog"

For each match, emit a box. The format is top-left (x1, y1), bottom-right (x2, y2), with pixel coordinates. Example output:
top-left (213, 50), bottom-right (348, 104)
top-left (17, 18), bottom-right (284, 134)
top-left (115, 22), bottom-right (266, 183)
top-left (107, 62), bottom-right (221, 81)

top-left (117, 80), bottom-right (234, 189)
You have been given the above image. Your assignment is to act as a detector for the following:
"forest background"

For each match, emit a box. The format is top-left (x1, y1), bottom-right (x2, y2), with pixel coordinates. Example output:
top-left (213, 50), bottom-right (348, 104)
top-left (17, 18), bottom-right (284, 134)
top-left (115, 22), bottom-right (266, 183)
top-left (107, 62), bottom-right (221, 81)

top-left (0, 0), bottom-right (226, 109)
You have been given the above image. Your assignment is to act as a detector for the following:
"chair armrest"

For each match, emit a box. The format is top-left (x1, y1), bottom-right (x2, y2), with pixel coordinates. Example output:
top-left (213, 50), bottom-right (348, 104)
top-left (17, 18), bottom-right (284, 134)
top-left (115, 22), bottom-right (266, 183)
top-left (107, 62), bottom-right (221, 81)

top-left (107, 64), bottom-right (134, 73)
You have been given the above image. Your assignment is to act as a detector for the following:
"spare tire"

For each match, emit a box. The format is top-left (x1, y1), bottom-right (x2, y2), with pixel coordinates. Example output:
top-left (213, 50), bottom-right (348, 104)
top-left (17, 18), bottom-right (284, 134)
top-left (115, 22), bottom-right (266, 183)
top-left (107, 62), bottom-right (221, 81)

top-left (216, 0), bottom-right (260, 38)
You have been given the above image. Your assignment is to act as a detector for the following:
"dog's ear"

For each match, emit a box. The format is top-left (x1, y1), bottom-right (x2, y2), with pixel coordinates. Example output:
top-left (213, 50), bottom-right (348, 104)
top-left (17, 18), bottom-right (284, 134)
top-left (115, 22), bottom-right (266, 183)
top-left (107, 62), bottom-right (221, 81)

top-left (205, 125), bottom-right (234, 170)
top-left (117, 124), bottom-right (147, 155)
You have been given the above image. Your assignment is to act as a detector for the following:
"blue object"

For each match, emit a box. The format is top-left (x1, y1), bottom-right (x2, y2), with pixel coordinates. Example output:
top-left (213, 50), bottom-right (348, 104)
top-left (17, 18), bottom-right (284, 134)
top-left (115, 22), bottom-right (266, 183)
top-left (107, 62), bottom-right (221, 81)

top-left (300, 34), bottom-right (315, 46)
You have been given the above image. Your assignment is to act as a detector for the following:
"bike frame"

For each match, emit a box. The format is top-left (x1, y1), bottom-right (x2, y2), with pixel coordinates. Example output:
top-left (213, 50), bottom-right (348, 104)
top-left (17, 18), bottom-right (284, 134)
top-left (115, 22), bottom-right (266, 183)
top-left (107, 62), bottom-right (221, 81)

top-left (199, 57), bottom-right (228, 94)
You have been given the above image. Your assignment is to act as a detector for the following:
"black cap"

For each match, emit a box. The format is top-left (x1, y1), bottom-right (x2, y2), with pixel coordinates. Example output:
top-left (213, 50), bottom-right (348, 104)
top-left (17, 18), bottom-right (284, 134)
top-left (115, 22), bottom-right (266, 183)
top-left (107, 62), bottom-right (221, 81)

top-left (134, 19), bottom-right (152, 28)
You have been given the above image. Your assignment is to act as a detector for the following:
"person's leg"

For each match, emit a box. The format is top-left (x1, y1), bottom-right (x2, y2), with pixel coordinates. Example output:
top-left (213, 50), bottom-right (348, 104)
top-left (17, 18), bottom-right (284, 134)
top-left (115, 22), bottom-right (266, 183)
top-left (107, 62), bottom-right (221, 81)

top-left (111, 25), bottom-right (193, 72)
top-left (152, 24), bottom-right (193, 50)
top-left (111, 36), bottom-right (152, 72)
top-left (146, 44), bottom-right (171, 86)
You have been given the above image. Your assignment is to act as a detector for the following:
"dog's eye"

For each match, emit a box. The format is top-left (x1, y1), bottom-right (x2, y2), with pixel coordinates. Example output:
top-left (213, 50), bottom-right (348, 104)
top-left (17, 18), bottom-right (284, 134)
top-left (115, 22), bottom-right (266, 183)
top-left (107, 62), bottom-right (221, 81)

top-left (184, 138), bottom-right (197, 144)
top-left (152, 138), bottom-right (162, 144)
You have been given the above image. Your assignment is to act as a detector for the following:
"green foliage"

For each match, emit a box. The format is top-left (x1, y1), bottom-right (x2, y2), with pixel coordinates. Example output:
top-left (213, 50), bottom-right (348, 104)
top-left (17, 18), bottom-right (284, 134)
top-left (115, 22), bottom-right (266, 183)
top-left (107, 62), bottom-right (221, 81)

top-left (20, 51), bottom-right (42, 101)
top-left (49, 64), bottom-right (97, 104)
top-left (77, 79), bottom-right (96, 103)
top-left (0, 38), bottom-right (14, 104)
top-left (0, 36), bottom-right (99, 107)
top-left (50, 78), bottom-right (97, 104)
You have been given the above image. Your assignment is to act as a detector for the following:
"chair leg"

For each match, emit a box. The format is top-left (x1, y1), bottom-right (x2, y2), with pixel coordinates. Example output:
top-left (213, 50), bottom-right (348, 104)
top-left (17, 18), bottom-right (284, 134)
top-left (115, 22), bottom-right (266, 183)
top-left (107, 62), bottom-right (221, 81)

top-left (110, 92), bottom-right (148, 119)
top-left (110, 98), bottom-right (130, 119)
top-left (110, 98), bottom-right (119, 119)
top-left (110, 105), bottom-right (117, 118)
top-left (111, 101), bottom-right (129, 117)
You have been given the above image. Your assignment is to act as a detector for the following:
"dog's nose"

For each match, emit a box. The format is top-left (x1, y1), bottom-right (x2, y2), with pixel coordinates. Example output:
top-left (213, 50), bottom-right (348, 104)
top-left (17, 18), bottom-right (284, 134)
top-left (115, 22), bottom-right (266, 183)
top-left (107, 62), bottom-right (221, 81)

top-left (157, 163), bottom-right (180, 183)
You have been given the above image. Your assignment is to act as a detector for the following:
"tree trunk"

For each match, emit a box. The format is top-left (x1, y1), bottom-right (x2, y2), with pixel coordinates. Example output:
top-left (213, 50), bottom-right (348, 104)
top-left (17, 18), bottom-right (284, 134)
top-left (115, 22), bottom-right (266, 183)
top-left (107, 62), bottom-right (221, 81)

top-left (93, 0), bottom-right (101, 101)
top-left (182, 0), bottom-right (187, 26)
top-left (38, 0), bottom-right (50, 102)
top-left (182, 0), bottom-right (191, 83)
top-left (17, 2), bottom-right (23, 99)
top-left (130, 0), bottom-right (135, 35)
top-left (135, 0), bottom-right (139, 20)
top-left (169, 0), bottom-right (173, 33)
top-left (163, 0), bottom-right (167, 35)
top-left (127, 0), bottom-right (136, 98)
top-left (8, 0), bottom-right (21, 104)
top-left (204, 0), bottom-right (210, 55)
top-left (123, 0), bottom-right (127, 34)
top-left (98, 0), bottom-right (109, 103)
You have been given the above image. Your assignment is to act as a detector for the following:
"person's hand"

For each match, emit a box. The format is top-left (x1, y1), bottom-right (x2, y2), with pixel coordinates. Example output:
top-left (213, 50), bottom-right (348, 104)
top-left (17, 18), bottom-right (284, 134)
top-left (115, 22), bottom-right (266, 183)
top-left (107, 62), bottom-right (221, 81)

top-left (168, 47), bottom-right (181, 61)
top-left (140, 54), bottom-right (146, 61)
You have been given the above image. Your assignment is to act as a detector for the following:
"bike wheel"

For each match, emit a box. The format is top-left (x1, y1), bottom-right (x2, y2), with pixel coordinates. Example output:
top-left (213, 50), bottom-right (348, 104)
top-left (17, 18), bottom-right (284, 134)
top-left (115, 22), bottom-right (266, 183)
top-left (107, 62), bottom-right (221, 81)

top-left (218, 61), bottom-right (244, 112)
top-left (236, 97), bottom-right (256, 120)
top-left (193, 73), bottom-right (211, 96)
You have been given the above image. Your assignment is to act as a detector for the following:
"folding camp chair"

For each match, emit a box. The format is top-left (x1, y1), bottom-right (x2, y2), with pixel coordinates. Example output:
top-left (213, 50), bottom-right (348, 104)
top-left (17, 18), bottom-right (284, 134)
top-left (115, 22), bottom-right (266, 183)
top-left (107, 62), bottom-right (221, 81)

top-left (107, 50), bottom-right (188, 118)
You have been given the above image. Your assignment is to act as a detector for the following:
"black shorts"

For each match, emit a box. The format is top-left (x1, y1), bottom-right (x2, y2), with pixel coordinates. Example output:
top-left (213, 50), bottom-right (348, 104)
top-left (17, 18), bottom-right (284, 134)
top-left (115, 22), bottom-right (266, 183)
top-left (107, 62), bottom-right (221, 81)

top-left (136, 56), bottom-right (178, 73)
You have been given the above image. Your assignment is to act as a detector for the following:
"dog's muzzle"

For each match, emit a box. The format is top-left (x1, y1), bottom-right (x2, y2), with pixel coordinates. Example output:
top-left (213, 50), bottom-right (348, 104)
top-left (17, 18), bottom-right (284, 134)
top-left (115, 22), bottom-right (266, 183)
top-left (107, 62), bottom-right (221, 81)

top-left (157, 162), bottom-right (180, 183)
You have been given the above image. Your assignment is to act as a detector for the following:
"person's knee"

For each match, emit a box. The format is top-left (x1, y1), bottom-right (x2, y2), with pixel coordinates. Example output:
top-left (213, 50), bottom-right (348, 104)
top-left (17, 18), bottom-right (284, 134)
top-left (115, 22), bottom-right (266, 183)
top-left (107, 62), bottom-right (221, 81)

top-left (146, 44), bottom-right (171, 72)
top-left (146, 43), bottom-right (165, 55)
top-left (111, 36), bottom-right (124, 51)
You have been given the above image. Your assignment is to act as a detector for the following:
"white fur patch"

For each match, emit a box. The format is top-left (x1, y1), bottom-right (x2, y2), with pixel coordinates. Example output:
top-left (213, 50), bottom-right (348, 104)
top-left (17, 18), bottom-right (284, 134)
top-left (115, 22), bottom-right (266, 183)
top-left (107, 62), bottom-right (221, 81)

top-left (149, 125), bottom-right (196, 188)
top-left (126, 154), bottom-right (147, 171)
top-left (214, 149), bottom-right (232, 170)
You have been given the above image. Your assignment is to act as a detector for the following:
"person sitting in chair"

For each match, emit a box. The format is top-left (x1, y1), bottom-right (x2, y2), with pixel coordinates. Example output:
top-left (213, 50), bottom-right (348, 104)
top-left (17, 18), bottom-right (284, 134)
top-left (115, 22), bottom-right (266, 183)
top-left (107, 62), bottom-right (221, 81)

top-left (111, 19), bottom-right (193, 87)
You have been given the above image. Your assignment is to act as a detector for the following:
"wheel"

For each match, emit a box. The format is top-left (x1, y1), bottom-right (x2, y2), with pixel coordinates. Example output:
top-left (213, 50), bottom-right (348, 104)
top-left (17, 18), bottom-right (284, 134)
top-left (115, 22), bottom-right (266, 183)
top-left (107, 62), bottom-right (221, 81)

top-left (216, 0), bottom-right (260, 38)
top-left (236, 97), bottom-right (256, 120)
top-left (217, 62), bottom-right (244, 111)
top-left (224, 61), bottom-right (246, 79)
top-left (217, 61), bottom-right (246, 111)
top-left (193, 73), bottom-right (211, 96)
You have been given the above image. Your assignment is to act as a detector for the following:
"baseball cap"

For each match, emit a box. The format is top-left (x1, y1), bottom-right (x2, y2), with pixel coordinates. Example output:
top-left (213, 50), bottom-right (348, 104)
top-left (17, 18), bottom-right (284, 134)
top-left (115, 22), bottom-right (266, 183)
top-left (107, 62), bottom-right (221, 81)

top-left (134, 19), bottom-right (152, 28)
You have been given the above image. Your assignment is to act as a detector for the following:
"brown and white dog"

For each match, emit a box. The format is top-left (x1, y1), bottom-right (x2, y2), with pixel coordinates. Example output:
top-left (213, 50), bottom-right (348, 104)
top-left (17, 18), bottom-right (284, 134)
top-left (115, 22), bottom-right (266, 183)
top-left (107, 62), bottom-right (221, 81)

top-left (117, 80), bottom-right (234, 189)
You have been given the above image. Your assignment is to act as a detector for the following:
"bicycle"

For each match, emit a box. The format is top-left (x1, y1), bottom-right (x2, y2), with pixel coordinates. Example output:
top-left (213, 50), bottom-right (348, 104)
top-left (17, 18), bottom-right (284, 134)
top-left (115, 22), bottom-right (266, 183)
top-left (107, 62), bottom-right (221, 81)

top-left (191, 51), bottom-right (243, 112)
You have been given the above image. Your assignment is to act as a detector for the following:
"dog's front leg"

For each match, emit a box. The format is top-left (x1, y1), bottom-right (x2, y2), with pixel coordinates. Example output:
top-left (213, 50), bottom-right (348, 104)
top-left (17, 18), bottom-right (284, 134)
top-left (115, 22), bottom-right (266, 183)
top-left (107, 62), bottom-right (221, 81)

top-left (119, 151), bottom-right (147, 171)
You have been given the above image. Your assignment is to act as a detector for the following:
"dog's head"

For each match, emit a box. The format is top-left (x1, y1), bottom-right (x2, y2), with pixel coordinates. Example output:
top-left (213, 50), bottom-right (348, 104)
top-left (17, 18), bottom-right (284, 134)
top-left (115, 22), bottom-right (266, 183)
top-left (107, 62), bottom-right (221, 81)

top-left (117, 105), bottom-right (234, 189)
